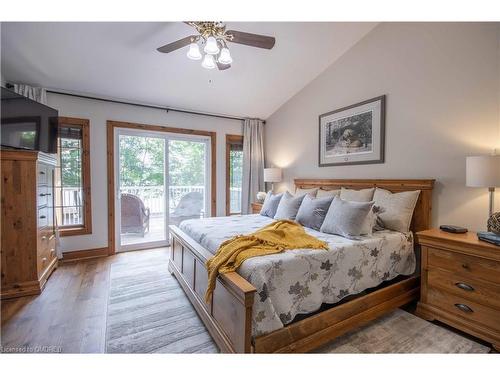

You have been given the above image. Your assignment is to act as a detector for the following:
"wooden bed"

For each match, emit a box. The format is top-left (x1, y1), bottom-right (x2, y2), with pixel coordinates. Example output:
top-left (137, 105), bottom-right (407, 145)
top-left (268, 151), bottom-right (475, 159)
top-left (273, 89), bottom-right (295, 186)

top-left (168, 178), bottom-right (435, 353)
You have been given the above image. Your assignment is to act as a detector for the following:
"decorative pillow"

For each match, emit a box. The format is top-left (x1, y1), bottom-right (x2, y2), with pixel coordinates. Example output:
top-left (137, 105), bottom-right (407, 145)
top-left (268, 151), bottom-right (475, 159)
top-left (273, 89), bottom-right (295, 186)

top-left (316, 189), bottom-right (340, 198)
top-left (320, 197), bottom-right (375, 239)
top-left (372, 188), bottom-right (421, 232)
top-left (259, 191), bottom-right (283, 218)
top-left (340, 187), bottom-right (375, 202)
top-left (274, 191), bottom-right (306, 220)
top-left (295, 187), bottom-right (318, 197)
top-left (295, 195), bottom-right (335, 231)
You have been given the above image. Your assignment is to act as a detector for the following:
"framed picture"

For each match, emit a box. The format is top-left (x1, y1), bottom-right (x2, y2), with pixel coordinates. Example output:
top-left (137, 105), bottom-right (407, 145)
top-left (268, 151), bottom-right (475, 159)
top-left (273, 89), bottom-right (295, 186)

top-left (319, 95), bottom-right (385, 167)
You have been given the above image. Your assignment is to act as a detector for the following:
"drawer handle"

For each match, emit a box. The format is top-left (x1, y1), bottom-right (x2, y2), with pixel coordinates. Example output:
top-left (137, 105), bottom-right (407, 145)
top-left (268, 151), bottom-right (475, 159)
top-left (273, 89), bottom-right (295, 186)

top-left (40, 215), bottom-right (47, 219)
top-left (455, 282), bottom-right (474, 292)
top-left (42, 257), bottom-right (47, 263)
top-left (461, 264), bottom-right (470, 270)
top-left (39, 193), bottom-right (52, 197)
top-left (454, 303), bottom-right (473, 313)
top-left (41, 236), bottom-right (47, 240)
top-left (39, 171), bottom-right (45, 175)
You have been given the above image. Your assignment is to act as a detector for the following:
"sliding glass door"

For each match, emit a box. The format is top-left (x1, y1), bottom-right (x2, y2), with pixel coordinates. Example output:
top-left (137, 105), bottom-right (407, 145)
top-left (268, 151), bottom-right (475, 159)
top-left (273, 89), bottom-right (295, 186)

top-left (114, 128), bottom-right (210, 252)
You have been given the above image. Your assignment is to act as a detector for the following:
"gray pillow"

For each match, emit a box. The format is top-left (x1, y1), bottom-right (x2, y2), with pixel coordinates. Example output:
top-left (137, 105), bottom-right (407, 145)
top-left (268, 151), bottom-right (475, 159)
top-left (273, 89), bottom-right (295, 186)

top-left (274, 191), bottom-right (305, 220)
top-left (320, 196), bottom-right (375, 239)
top-left (373, 188), bottom-right (421, 232)
top-left (260, 191), bottom-right (283, 218)
top-left (340, 187), bottom-right (375, 202)
top-left (296, 195), bottom-right (334, 231)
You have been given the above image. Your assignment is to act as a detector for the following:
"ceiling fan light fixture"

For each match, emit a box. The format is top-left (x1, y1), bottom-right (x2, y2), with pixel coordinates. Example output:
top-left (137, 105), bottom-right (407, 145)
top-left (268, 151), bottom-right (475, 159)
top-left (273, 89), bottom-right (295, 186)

top-left (186, 42), bottom-right (202, 60)
top-left (204, 36), bottom-right (220, 55)
top-left (218, 47), bottom-right (232, 65)
top-left (201, 54), bottom-right (216, 69)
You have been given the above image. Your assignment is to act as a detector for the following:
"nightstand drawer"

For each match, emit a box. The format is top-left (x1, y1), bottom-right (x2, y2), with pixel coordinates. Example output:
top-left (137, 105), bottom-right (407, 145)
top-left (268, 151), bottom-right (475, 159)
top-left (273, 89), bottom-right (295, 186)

top-left (427, 268), bottom-right (500, 309)
top-left (427, 287), bottom-right (500, 332)
top-left (427, 247), bottom-right (500, 284)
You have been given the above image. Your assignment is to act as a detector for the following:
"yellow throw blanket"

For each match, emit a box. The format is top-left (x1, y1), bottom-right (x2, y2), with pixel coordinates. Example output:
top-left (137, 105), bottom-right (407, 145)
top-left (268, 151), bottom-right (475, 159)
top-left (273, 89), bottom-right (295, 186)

top-left (205, 220), bottom-right (328, 303)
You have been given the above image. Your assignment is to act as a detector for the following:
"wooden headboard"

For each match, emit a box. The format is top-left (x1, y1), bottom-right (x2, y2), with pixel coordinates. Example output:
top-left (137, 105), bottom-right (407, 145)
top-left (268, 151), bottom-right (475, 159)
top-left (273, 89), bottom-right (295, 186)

top-left (294, 179), bottom-right (435, 233)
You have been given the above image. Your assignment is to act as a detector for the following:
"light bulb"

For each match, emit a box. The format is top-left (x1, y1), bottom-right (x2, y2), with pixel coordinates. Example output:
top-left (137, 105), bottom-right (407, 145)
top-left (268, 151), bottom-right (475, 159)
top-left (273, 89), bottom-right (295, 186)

top-left (186, 42), bottom-right (201, 60)
top-left (201, 54), bottom-right (216, 69)
top-left (217, 47), bottom-right (232, 65)
top-left (204, 36), bottom-right (220, 55)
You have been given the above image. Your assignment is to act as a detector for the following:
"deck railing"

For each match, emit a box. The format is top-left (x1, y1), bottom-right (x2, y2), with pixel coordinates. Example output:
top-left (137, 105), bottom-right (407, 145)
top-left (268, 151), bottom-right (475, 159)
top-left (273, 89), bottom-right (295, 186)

top-left (60, 185), bottom-right (242, 221)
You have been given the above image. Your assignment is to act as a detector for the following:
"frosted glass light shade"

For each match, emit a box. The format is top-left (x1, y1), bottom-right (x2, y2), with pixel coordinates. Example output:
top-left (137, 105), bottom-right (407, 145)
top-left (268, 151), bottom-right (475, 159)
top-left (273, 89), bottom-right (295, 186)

top-left (218, 47), bottom-right (232, 65)
top-left (201, 54), bottom-right (216, 69)
top-left (187, 42), bottom-right (202, 60)
top-left (466, 155), bottom-right (500, 187)
top-left (264, 168), bottom-right (282, 183)
top-left (204, 36), bottom-right (220, 55)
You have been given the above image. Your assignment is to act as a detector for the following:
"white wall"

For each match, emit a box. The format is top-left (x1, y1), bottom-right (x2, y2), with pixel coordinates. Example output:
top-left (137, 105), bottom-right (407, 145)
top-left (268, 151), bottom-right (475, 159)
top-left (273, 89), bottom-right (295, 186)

top-left (47, 93), bottom-right (242, 252)
top-left (265, 23), bottom-right (500, 232)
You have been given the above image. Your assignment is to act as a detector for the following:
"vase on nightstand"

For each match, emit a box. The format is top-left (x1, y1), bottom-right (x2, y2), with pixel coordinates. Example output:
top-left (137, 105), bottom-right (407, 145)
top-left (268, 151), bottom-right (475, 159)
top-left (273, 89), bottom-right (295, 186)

top-left (487, 212), bottom-right (500, 234)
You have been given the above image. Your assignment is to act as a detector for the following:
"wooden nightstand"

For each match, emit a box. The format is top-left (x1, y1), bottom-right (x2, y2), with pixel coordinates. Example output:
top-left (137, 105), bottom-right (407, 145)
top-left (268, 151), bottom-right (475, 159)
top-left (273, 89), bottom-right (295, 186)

top-left (251, 202), bottom-right (263, 214)
top-left (416, 228), bottom-right (500, 351)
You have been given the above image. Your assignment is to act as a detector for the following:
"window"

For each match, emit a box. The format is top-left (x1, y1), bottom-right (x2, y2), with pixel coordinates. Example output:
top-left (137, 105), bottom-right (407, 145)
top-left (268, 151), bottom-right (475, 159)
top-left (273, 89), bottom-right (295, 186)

top-left (55, 117), bottom-right (92, 236)
top-left (226, 134), bottom-right (243, 215)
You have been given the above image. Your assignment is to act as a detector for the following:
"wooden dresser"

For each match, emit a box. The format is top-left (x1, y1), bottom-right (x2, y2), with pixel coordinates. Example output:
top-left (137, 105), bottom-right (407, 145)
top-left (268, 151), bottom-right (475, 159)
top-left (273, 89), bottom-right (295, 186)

top-left (1, 150), bottom-right (58, 299)
top-left (251, 202), bottom-right (263, 214)
top-left (416, 228), bottom-right (500, 351)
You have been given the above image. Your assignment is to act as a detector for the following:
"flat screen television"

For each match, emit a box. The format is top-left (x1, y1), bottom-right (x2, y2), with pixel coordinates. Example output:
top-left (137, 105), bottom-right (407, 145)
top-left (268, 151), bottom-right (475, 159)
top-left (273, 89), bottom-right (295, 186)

top-left (1, 87), bottom-right (58, 153)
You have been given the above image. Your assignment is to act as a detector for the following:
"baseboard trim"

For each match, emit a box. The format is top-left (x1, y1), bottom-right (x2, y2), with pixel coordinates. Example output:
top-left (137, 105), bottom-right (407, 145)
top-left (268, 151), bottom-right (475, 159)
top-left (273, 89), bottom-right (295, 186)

top-left (61, 247), bottom-right (109, 262)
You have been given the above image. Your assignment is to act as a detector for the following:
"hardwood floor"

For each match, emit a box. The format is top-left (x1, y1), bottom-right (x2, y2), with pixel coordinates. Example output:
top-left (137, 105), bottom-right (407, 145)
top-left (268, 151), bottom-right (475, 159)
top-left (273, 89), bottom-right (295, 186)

top-left (1, 248), bottom-right (169, 353)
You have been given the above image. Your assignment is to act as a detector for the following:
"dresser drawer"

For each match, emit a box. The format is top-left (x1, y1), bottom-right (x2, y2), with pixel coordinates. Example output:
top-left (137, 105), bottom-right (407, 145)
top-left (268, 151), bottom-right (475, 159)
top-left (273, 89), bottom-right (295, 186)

top-left (427, 268), bottom-right (500, 309)
top-left (37, 233), bottom-right (56, 275)
top-left (427, 287), bottom-right (500, 332)
top-left (37, 185), bottom-right (49, 207)
top-left (37, 164), bottom-right (49, 185)
top-left (427, 247), bottom-right (500, 284)
top-left (38, 207), bottom-right (49, 228)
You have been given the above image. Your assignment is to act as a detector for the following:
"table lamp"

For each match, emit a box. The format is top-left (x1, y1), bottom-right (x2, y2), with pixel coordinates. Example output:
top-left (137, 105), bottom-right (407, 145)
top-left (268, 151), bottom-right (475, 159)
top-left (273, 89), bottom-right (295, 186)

top-left (466, 155), bottom-right (500, 218)
top-left (264, 168), bottom-right (282, 192)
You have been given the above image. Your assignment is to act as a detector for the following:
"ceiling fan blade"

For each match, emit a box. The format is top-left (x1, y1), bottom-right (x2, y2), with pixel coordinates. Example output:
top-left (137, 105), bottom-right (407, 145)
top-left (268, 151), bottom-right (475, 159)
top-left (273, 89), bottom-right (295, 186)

top-left (226, 30), bottom-right (275, 49)
top-left (217, 62), bottom-right (231, 70)
top-left (157, 35), bottom-right (195, 53)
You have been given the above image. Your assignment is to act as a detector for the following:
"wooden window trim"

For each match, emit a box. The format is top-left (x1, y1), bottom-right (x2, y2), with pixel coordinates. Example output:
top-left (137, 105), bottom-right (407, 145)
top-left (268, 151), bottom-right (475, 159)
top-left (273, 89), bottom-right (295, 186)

top-left (226, 134), bottom-right (244, 216)
top-left (106, 120), bottom-right (217, 255)
top-left (57, 117), bottom-right (92, 237)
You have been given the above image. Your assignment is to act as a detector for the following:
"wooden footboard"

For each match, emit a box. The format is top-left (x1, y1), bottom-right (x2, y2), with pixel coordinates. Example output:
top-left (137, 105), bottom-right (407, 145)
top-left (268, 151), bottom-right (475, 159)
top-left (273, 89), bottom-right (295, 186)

top-left (169, 225), bottom-right (256, 353)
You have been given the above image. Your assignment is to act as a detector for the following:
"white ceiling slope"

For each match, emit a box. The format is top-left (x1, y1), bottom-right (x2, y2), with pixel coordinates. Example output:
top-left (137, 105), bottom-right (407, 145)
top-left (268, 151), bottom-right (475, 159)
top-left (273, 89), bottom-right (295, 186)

top-left (1, 22), bottom-right (377, 119)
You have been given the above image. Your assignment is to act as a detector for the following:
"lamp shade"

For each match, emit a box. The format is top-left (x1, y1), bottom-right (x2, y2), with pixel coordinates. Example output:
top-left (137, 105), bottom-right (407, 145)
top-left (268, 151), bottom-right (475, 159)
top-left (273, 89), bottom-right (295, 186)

top-left (466, 155), bottom-right (500, 187)
top-left (264, 168), bottom-right (282, 183)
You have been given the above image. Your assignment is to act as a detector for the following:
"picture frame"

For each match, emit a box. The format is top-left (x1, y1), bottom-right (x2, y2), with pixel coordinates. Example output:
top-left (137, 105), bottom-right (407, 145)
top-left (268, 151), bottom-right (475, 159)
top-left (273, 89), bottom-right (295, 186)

top-left (318, 95), bottom-right (385, 167)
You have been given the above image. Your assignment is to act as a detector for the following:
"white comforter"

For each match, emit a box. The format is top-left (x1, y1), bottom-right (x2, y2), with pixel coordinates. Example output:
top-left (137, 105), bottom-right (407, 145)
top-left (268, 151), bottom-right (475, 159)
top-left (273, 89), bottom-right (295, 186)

top-left (179, 215), bottom-right (416, 337)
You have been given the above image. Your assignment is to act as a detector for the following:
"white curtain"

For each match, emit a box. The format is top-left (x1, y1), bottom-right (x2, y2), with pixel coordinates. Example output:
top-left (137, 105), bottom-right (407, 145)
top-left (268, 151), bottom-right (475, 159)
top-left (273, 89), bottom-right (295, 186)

top-left (11, 83), bottom-right (47, 104)
top-left (241, 118), bottom-right (265, 214)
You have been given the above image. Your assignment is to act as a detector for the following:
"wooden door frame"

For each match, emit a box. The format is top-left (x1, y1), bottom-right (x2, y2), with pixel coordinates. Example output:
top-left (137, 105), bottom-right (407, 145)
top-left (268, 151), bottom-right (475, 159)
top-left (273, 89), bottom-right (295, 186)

top-left (225, 134), bottom-right (244, 215)
top-left (106, 120), bottom-right (217, 255)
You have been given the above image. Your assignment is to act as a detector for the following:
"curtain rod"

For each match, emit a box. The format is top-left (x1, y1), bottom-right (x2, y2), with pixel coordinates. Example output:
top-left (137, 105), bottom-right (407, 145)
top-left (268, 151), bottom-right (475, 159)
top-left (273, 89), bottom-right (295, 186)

top-left (5, 84), bottom-right (265, 124)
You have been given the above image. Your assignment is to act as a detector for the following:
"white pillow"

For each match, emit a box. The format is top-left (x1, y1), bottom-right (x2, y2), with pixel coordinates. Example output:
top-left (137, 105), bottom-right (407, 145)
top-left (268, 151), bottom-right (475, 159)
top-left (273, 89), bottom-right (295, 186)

top-left (340, 187), bottom-right (375, 202)
top-left (295, 187), bottom-right (318, 197)
top-left (373, 188), bottom-right (421, 232)
top-left (316, 189), bottom-right (340, 198)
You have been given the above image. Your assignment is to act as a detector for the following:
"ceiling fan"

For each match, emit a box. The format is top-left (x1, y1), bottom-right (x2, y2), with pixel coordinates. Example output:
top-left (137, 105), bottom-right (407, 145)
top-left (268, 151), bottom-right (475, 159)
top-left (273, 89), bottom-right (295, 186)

top-left (157, 22), bottom-right (276, 70)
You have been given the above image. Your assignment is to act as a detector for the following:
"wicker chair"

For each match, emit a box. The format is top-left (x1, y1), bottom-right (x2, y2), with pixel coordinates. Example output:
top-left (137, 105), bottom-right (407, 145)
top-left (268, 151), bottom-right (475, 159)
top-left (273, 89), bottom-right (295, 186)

top-left (120, 193), bottom-right (150, 237)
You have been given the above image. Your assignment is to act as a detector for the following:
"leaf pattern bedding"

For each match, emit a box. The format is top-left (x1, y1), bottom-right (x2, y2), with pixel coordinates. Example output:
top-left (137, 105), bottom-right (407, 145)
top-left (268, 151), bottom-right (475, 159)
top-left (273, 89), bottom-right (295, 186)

top-left (179, 214), bottom-right (416, 337)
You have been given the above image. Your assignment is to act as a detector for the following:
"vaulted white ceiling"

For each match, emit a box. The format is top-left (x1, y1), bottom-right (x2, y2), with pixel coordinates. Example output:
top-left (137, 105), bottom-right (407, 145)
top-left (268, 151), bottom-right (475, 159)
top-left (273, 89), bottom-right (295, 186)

top-left (1, 22), bottom-right (377, 118)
